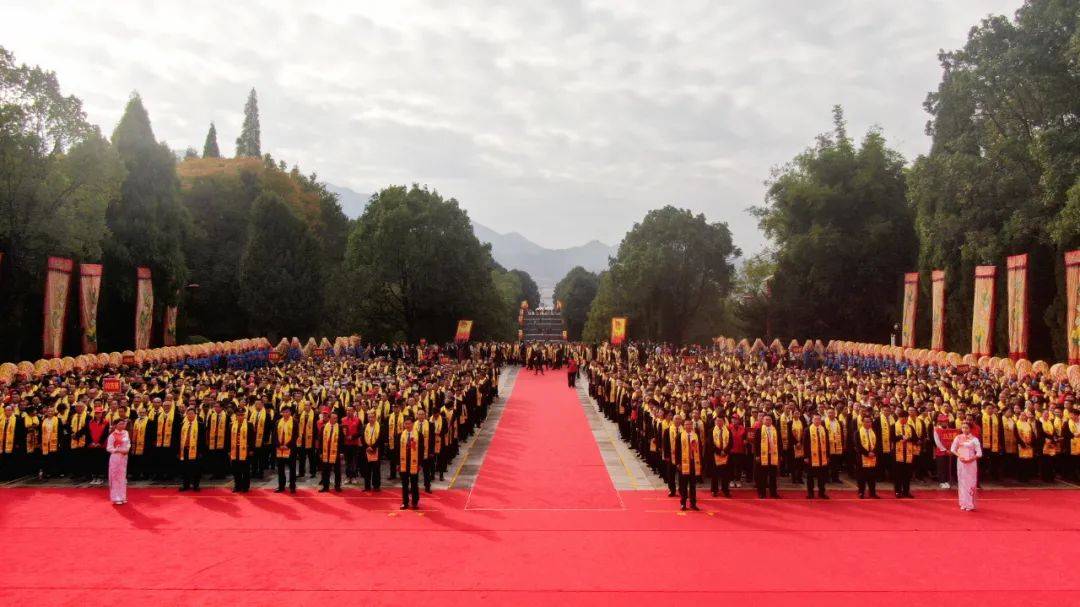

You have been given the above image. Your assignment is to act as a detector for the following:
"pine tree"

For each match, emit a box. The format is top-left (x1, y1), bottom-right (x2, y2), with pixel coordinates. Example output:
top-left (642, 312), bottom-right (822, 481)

top-left (202, 122), bottom-right (220, 158)
top-left (235, 89), bottom-right (260, 157)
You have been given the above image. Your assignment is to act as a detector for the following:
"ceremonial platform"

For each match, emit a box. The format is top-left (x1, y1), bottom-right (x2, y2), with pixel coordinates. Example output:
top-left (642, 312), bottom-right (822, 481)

top-left (1, 371), bottom-right (1077, 606)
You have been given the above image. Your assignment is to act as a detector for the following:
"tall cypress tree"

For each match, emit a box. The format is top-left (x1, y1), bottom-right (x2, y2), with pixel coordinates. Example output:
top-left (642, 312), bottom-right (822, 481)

top-left (235, 88), bottom-right (260, 157)
top-left (202, 122), bottom-right (220, 158)
top-left (99, 93), bottom-right (189, 351)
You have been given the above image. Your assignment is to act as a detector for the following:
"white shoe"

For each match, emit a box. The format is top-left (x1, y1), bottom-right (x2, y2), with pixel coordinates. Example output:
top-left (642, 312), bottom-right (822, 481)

top-left (943, 483), bottom-right (950, 489)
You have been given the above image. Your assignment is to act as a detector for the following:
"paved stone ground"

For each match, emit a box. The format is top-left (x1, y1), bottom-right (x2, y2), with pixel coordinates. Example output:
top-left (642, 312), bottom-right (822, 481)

top-left (0, 366), bottom-right (520, 492)
top-left (574, 378), bottom-right (667, 490)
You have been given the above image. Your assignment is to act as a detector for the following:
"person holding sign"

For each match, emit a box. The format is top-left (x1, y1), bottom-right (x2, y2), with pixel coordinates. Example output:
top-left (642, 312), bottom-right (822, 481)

top-left (950, 421), bottom-right (982, 512)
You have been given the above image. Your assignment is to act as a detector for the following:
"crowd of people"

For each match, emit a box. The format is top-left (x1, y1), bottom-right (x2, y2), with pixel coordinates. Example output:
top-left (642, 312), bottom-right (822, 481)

top-left (0, 342), bottom-right (505, 509)
top-left (587, 343), bottom-right (1080, 510)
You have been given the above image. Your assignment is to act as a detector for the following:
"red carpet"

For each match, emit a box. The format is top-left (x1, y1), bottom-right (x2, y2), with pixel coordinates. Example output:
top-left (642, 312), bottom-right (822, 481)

top-left (465, 370), bottom-right (621, 510)
top-left (2, 371), bottom-right (1079, 606)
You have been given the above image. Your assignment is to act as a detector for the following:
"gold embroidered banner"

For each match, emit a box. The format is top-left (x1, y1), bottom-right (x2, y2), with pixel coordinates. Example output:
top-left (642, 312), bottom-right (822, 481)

top-left (610, 317), bottom-right (627, 345)
top-left (1006, 254), bottom-right (1028, 360)
top-left (970, 265), bottom-right (996, 357)
top-left (454, 319), bottom-right (473, 343)
top-left (79, 263), bottom-right (103, 354)
top-left (164, 305), bottom-right (178, 346)
top-left (135, 267), bottom-right (153, 350)
top-left (1067, 251), bottom-right (1080, 364)
top-left (42, 257), bottom-right (74, 358)
top-left (931, 270), bottom-right (945, 351)
top-left (901, 272), bottom-right (918, 349)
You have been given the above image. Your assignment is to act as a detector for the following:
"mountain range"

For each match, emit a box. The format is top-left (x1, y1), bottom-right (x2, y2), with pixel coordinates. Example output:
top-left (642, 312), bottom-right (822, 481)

top-left (326, 183), bottom-right (615, 298)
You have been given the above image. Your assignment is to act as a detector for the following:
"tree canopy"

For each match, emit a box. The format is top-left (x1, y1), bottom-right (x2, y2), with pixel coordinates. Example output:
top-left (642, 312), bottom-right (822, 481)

top-left (202, 122), bottom-right (220, 158)
top-left (554, 266), bottom-right (599, 340)
top-left (235, 88), bottom-right (260, 158)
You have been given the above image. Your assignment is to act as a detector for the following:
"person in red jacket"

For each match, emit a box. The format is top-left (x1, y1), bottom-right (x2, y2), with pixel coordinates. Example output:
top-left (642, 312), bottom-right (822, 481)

top-left (728, 416), bottom-right (747, 488)
top-left (341, 405), bottom-right (362, 485)
top-left (567, 358), bottom-right (579, 388)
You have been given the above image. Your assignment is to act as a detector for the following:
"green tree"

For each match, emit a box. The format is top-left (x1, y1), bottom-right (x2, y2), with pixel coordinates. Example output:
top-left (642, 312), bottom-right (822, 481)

top-left (753, 106), bottom-right (915, 344)
top-left (99, 93), bottom-right (189, 351)
top-left (553, 266), bottom-right (599, 340)
top-left (238, 192), bottom-right (322, 339)
top-left (729, 251), bottom-right (775, 339)
top-left (235, 88), bottom-right (260, 158)
top-left (510, 269), bottom-right (540, 309)
top-left (344, 185), bottom-right (504, 342)
top-left (585, 206), bottom-right (739, 344)
top-left (0, 47), bottom-right (125, 359)
top-left (910, 1), bottom-right (1080, 359)
top-left (202, 122), bottom-right (220, 158)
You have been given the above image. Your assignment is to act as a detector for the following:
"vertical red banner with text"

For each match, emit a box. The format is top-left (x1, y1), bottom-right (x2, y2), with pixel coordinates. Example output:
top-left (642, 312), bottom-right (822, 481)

top-left (42, 257), bottom-right (74, 358)
top-left (1066, 251), bottom-right (1080, 364)
top-left (901, 272), bottom-right (918, 349)
top-left (931, 270), bottom-right (945, 351)
top-left (163, 305), bottom-right (178, 346)
top-left (135, 267), bottom-right (154, 350)
top-left (610, 317), bottom-right (627, 345)
top-left (970, 265), bottom-right (997, 357)
top-left (1006, 254), bottom-right (1028, 360)
top-left (79, 263), bottom-right (102, 354)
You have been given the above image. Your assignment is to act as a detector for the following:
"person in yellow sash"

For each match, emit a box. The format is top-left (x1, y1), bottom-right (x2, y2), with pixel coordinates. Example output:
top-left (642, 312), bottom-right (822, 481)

top-left (66, 401), bottom-right (90, 481)
top-left (274, 406), bottom-right (297, 493)
top-left (37, 406), bottom-right (61, 480)
top-left (0, 403), bottom-right (23, 481)
top-left (178, 407), bottom-right (203, 492)
top-left (710, 414), bottom-right (732, 497)
top-left (1063, 408), bottom-right (1080, 482)
top-left (1038, 410), bottom-right (1060, 483)
top-left (892, 409), bottom-right (916, 498)
top-left (319, 411), bottom-right (343, 493)
top-left (981, 403), bottom-right (1002, 481)
top-left (249, 399), bottom-right (273, 480)
top-left (229, 408), bottom-right (254, 493)
top-left (755, 415), bottom-right (781, 499)
top-left (803, 413), bottom-right (829, 499)
top-left (854, 416), bottom-right (880, 498)
top-left (824, 408), bottom-right (844, 483)
top-left (415, 408), bottom-right (436, 493)
top-left (129, 407), bottom-right (150, 480)
top-left (205, 400), bottom-right (230, 480)
top-left (362, 410), bottom-right (382, 491)
top-left (399, 416), bottom-right (420, 509)
top-left (295, 396), bottom-right (318, 479)
top-left (1016, 410), bottom-right (1037, 482)
top-left (674, 418), bottom-right (701, 510)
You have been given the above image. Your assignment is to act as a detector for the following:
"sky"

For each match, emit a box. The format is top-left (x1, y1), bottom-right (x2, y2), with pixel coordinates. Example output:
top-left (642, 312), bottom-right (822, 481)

top-left (2, 0), bottom-right (1020, 253)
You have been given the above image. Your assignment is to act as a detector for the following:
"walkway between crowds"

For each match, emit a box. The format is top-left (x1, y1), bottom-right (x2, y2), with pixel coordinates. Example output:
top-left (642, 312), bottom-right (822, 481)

top-left (465, 369), bottom-right (622, 510)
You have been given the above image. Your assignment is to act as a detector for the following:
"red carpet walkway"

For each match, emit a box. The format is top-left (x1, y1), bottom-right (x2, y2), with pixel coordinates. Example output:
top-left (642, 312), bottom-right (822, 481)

top-left (465, 370), bottom-right (621, 510)
top-left (2, 372), bottom-right (1080, 606)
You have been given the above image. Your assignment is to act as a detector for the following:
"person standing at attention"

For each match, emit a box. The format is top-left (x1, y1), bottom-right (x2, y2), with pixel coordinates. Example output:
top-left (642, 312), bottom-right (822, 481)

top-left (106, 419), bottom-right (130, 505)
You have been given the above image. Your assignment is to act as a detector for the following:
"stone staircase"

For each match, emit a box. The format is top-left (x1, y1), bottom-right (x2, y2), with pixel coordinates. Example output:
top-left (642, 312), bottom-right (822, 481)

top-left (523, 310), bottom-right (565, 342)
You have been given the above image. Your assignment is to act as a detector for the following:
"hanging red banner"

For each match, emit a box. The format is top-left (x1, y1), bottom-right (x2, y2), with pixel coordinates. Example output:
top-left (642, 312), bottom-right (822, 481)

top-left (163, 305), bottom-right (178, 346)
top-left (610, 317), bottom-right (627, 345)
top-left (454, 319), bottom-right (473, 343)
top-left (1006, 254), bottom-right (1028, 360)
top-left (134, 267), bottom-right (153, 350)
top-left (1066, 251), bottom-right (1080, 364)
top-left (42, 257), bottom-right (74, 358)
top-left (970, 265), bottom-right (996, 357)
top-left (79, 263), bottom-right (102, 354)
top-left (901, 272), bottom-right (918, 349)
top-left (931, 270), bottom-right (946, 351)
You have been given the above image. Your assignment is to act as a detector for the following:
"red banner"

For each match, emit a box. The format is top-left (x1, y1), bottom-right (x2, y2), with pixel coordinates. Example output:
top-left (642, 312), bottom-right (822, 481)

top-left (78, 264), bottom-right (102, 354)
top-left (454, 319), bottom-right (473, 343)
top-left (930, 270), bottom-right (946, 351)
top-left (1006, 254), bottom-right (1028, 360)
top-left (610, 317), bottom-right (627, 345)
top-left (42, 257), bottom-right (74, 358)
top-left (970, 265), bottom-right (996, 357)
top-left (102, 376), bottom-right (120, 393)
top-left (134, 267), bottom-right (153, 350)
top-left (901, 272), bottom-right (918, 348)
top-left (163, 305), bottom-right (178, 346)
top-left (1066, 251), bottom-right (1080, 364)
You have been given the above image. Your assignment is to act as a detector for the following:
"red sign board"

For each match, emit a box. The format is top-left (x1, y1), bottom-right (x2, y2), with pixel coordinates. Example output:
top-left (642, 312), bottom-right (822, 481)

top-left (314, 348), bottom-right (327, 358)
top-left (103, 376), bottom-right (121, 393)
top-left (268, 351), bottom-right (282, 363)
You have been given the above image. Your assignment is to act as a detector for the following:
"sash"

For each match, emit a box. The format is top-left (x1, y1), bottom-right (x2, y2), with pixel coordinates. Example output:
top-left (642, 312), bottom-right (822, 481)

top-left (859, 427), bottom-right (877, 468)
top-left (759, 426), bottom-right (778, 466)
top-left (180, 419), bottom-right (198, 460)
top-left (808, 425), bottom-right (828, 467)
top-left (321, 423), bottom-right (340, 463)
top-left (399, 430), bottom-right (419, 473)
top-left (276, 418), bottom-right (294, 458)
top-left (230, 422), bottom-right (250, 461)
top-left (132, 418), bottom-right (148, 455)
top-left (365, 424), bottom-right (381, 461)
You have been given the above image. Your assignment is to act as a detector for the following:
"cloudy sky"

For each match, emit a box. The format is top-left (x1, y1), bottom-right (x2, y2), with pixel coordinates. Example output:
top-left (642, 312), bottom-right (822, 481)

top-left (3, 0), bottom-right (1018, 252)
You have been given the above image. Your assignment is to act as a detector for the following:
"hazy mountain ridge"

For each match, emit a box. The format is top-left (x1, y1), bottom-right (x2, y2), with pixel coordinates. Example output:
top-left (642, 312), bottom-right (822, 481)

top-left (328, 183), bottom-right (614, 295)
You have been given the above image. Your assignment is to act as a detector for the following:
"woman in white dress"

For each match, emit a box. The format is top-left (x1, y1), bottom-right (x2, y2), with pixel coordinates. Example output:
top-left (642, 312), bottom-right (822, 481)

top-left (106, 419), bottom-right (131, 505)
top-left (950, 421), bottom-right (982, 512)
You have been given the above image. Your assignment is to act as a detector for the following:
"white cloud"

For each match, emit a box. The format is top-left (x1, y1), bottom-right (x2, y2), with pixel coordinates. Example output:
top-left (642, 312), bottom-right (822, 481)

top-left (1, 0), bottom-right (1019, 251)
